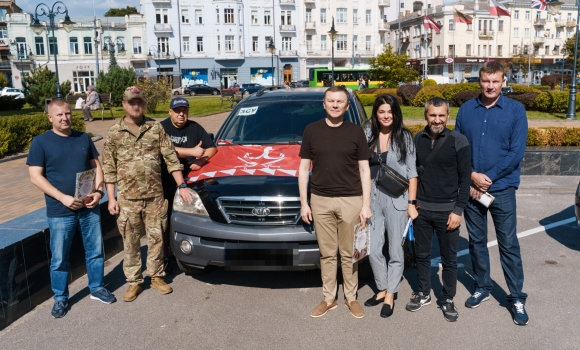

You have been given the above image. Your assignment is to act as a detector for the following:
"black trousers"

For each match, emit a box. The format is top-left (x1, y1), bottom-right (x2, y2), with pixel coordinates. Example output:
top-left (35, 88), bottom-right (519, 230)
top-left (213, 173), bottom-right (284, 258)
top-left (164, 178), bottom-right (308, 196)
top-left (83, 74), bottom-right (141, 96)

top-left (414, 209), bottom-right (460, 300)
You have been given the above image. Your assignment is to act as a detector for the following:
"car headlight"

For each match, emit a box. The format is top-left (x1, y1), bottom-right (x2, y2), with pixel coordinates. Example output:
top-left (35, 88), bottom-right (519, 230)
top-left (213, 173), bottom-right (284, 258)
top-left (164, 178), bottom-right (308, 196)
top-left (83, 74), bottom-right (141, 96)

top-left (173, 188), bottom-right (209, 216)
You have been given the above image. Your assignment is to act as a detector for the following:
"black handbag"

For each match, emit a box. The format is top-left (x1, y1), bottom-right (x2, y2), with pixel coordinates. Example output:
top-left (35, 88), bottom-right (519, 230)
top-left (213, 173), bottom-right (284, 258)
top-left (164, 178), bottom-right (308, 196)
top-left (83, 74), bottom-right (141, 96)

top-left (375, 142), bottom-right (409, 197)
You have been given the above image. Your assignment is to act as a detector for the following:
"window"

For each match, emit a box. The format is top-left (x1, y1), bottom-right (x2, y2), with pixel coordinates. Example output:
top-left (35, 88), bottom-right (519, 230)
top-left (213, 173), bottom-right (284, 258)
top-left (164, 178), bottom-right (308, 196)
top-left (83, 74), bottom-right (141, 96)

top-left (49, 37), bottom-right (58, 55)
top-left (0, 27), bottom-right (6, 38)
top-left (534, 45), bottom-right (539, 54)
top-left (239, 9), bottom-right (243, 25)
top-left (449, 19), bottom-right (455, 31)
top-left (69, 37), bottom-right (79, 54)
top-left (102, 36), bottom-right (111, 51)
top-left (195, 9), bottom-right (202, 24)
top-left (156, 9), bottom-right (168, 24)
top-left (158, 37), bottom-right (169, 54)
top-left (525, 10), bottom-right (530, 20)
top-left (265, 36), bottom-right (271, 51)
top-left (337, 34), bottom-right (347, 50)
top-left (467, 23), bottom-right (473, 31)
top-left (514, 10), bottom-right (519, 20)
top-left (72, 71), bottom-right (95, 93)
top-left (483, 45), bottom-right (487, 57)
top-left (321, 9), bottom-right (327, 24)
top-left (366, 10), bottom-right (371, 24)
top-left (514, 27), bottom-right (519, 37)
top-left (556, 29), bottom-right (562, 38)
top-left (547, 13), bottom-right (552, 21)
top-left (281, 37), bottom-right (292, 50)
top-left (353, 9), bottom-right (358, 24)
top-left (498, 45), bottom-right (503, 56)
top-left (253, 36), bottom-right (259, 52)
top-left (353, 35), bottom-right (358, 51)
top-left (337, 8), bottom-right (347, 24)
top-left (281, 10), bottom-right (292, 25)
top-left (225, 35), bottom-right (234, 51)
top-left (545, 45), bottom-right (549, 55)
top-left (477, 44), bottom-right (481, 56)
top-left (181, 36), bottom-right (190, 52)
top-left (365, 35), bottom-right (371, 51)
top-left (0, 8), bottom-right (6, 22)
top-left (523, 45), bottom-right (529, 54)
top-left (536, 11), bottom-right (541, 19)
top-left (567, 29), bottom-right (573, 38)
top-left (306, 34), bottom-right (312, 51)
top-left (466, 44), bottom-right (471, 56)
top-left (264, 10), bottom-right (271, 25)
top-left (133, 37), bottom-right (141, 54)
top-left (535, 29), bottom-right (541, 37)
top-left (35, 37), bottom-right (45, 55)
top-left (513, 45), bottom-right (518, 54)
top-left (116, 37), bottom-right (125, 53)
top-left (252, 10), bottom-right (258, 24)
top-left (216, 9), bottom-right (219, 23)
top-left (306, 9), bottom-right (312, 23)
top-left (217, 35), bottom-right (221, 51)
top-left (83, 37), bottom-right (92, 54)
top-left (182, 9), bottom-right (189, 23)
top-left (196, 37), bottom-right (203, 52)
top-left (321, 35), bottom-right (327, 50)
top-left (498, 20), bottom-right (504, 31)
top-left (436, 45), bottom-right (440, 56)
top-left (225, 9), bottom-right (234, 24)
top-left (524, 28), bottom-right (530, 37)
top-left (448, 45), bottom-right (455, 57)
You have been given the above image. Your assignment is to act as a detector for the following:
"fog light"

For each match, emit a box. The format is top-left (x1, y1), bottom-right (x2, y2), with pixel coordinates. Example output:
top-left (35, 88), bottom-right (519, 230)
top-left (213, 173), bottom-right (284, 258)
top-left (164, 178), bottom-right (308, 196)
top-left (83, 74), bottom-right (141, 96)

top-left (180, 239), bottom-right (192, 254)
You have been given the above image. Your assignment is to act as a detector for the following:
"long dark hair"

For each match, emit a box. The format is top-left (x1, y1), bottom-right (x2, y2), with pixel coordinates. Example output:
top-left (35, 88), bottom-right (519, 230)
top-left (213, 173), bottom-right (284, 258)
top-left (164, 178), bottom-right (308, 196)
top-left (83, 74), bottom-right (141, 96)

top-left (368, 94), bottom-right (411, 163)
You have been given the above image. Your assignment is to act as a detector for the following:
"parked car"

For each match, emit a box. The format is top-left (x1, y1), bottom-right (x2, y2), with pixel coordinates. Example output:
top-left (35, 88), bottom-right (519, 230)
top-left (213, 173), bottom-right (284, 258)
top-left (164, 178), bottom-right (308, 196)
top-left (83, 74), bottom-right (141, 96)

top-left (171, 87), bottom-right (183, 95)
top-left (501, 86), bottom-right (514, 95)
top-left (0, 87), bottom-right (24, 99)
top-left (184, 84), bottom-right (220, 96)
top-left (170, 88), bottom-right (370, 274)
top-left (238, 83), bottom-right (264, 97)
top-left (466, 77), bottom-right (479, 83)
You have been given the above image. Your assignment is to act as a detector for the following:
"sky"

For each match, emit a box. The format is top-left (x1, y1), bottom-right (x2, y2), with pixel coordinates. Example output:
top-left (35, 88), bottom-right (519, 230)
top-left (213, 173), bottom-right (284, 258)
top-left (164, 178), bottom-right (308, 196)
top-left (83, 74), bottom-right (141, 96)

top-left (21, 0), bottom-right (142, 18)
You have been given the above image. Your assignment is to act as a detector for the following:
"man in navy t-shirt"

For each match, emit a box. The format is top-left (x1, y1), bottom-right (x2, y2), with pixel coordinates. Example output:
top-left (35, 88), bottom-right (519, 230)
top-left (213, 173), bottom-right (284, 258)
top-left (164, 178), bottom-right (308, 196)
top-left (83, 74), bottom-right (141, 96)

top-left (27, 99), bottom-right (116, 318)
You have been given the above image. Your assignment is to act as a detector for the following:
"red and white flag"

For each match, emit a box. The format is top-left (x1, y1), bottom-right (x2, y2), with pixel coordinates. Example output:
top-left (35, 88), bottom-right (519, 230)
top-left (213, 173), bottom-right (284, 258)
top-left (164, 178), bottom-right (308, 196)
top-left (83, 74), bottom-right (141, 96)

top-left (423, 15), bottom-right (442, 34)
top-left (490, 0), bottom-right (510, 17)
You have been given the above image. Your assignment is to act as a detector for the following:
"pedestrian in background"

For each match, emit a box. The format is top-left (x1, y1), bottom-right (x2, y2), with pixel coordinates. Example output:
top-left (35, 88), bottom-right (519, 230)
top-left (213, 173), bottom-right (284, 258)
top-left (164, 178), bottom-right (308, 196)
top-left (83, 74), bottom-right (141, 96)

top-left (82, 85), bottom-right (99, 122)
top-left (102, 87), bottom-right (194, 302)
top-left (363, 94), bottom-right (418, 318)
top-left (455, 61), bottom-right (529, 326)
top-left (28, 99), bottom-right (115, 318)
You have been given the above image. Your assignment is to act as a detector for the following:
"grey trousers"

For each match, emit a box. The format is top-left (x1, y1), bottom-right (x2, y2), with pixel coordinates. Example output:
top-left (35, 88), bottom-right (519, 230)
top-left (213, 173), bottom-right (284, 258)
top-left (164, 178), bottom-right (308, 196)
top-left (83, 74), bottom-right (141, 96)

top-left (368, 184), bottom-right (408, 293)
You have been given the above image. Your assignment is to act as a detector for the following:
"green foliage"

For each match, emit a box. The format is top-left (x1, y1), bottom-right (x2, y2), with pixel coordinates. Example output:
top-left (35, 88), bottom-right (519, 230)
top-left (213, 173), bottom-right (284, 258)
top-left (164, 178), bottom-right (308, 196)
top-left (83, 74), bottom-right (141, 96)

top-left (450, 91), bottom-right (480, 107)
top-left (510, 84), bottom-right (540, 93)
top-left (541, 74), bottom-right (571, 89)
top-left (412, 88), bottom-right (443, 107)
top-left (109, 52), bottom-right (118, 68)
top-left (440, 83), bottom-right (480, 100)
top-left (357, 94), bottom-right (376, 106)
top-left (104, 6), bottom-right (138, 17)
top-left (135, 77), bottom-right (171, 113)
top-left (0, 73), bottom-right (8, 88)
top-left (505, 92), bottom-right (539, 110)
top-left (356, 88), bottom-right (398, 96)
top-left (422, 79), bottom-right (437, 86)
top-left (397, 85), bottom-right (422, 106)
top-left (565, 35), bottom-right (578, 71)
top-left (0, 96), bottom-right (26, 111)
top-left (0, 113), bottom-right (85, 157)
top-left (95, 66), bottom-right (136, 106)
top-left (369, 44), bottom-right (419, 88)
top-left (23, 66), bottom-right (73, 107)
top-left (534, 91), bottom-right (580, 113)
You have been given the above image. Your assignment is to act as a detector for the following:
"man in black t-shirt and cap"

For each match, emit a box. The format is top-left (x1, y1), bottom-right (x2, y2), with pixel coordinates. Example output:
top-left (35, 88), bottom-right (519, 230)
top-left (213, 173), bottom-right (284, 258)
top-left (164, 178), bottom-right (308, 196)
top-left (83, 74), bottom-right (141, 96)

top-left (160, 96), bottom-right (217, 272)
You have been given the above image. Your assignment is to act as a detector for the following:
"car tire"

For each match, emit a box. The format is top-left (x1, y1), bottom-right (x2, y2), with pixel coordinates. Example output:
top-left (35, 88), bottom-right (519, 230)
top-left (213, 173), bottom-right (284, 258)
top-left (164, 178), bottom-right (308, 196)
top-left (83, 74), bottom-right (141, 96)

top-left (190, 91), bottom-right (196, 96)
top-left (173, 91), bottom-right (179, 95)
top-left (176, 259), bottom-right (206, 275)
top-left (212, 90), bottom-right (219, 95)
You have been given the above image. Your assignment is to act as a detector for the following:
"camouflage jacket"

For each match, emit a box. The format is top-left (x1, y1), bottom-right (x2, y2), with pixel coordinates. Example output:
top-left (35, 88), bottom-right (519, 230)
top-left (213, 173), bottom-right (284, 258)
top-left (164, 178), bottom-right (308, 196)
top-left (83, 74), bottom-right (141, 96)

top-left (102, 116), bottom-right (183, 200)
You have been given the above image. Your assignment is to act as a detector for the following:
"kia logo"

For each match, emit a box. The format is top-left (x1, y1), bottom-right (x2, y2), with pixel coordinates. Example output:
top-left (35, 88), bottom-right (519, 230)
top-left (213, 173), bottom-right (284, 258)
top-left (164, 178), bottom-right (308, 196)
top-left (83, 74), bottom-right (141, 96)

top-left (252, 207), bottom-right (271, 217)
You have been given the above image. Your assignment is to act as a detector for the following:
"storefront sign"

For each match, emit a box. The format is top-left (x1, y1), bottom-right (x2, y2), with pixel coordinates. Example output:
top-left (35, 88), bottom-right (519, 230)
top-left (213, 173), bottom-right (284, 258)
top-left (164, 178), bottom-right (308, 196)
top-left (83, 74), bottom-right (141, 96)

top-left (182, 69), bottom-right (209, 86)
top-left (250, 68), bottom-right (273, 85)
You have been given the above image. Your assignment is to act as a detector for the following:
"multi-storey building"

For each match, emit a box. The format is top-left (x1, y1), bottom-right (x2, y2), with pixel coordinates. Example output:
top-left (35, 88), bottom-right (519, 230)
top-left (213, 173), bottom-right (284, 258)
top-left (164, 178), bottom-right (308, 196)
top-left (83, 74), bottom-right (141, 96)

top-left (0, 0), bottom-right (22, 84)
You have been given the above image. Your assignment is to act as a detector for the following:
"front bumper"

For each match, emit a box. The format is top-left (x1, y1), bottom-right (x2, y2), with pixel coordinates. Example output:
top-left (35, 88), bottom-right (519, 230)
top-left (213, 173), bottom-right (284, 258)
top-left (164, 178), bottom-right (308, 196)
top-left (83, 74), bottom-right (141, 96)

top-left (170, 212), bottom-right (321, 271)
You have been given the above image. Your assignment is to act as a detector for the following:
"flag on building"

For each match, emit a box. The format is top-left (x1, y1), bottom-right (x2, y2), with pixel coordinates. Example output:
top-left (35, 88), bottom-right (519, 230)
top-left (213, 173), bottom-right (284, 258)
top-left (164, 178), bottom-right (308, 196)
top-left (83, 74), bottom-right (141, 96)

top-left (531, 0), bottom-right (547, 10)
top-left (454, 7), bottom-right (473, 24)
top-left (490, 0), bottom-right (511, 16)
top-left (423, 15), bottom-right (442, 34)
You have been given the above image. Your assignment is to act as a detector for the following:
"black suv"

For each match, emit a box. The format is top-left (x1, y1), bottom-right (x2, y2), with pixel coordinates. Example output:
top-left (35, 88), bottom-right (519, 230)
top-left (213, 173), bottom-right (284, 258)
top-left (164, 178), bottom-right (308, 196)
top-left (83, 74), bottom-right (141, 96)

top-left (239, 83), bottom-right (264, 97)
top-left (170, 88), bottom-right (369, 273)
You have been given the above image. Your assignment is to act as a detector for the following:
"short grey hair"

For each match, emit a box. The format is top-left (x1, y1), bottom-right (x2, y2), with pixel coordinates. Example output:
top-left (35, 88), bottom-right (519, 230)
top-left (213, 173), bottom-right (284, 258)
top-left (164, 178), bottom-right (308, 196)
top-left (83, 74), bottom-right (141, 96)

top-left (424, 97), bottom-right (450, 115)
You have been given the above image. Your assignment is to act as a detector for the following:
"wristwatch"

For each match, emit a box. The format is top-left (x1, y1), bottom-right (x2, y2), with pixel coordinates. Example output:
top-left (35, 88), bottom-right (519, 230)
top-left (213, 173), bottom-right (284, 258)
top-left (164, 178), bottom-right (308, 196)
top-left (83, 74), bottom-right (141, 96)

top-left (408, 200), bottom-right (417, 205)
top-left (93, 189), bottom-right (105, 197)
top-left (177, 183), bottom-right (187, 189)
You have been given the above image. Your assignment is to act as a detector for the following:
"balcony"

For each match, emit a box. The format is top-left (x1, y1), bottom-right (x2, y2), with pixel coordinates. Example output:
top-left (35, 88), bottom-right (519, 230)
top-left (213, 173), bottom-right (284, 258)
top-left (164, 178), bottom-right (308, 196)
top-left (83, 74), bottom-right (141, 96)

top-left (555, 19), bottom-right (565, 27)
top-left (153, 23), bottom-right (173, 33)
top-left (279, 24), bottom-right (296, 32)
top-left (279, 50), bottom-right (298, 56)
top-left (359, 50), bottom-right (374, 57)
top-left (307, 50), bottom-right (330, 56)
top-left (378, 0), bottom-right (390, 6)
top-left (280, 0), bottom-right (295, 5)
top-left (534, 18), bottom-right (546, 26)
top-left (379, 21), bottom-right (389, 31)
top-left (567, 20), bottom-right (577, 27)
top-left (304, 0), bottom-right (315, 3)
top-left (305, 21), bottom-right (316, 30)
top-left (533, 36), bottom-right (546, 44)
top-left (148, 51), bottom-right (177, 59)
top-left (151, 0), bottom-right (170, 3)
top-left (479, 30), bottom-right (494, 39)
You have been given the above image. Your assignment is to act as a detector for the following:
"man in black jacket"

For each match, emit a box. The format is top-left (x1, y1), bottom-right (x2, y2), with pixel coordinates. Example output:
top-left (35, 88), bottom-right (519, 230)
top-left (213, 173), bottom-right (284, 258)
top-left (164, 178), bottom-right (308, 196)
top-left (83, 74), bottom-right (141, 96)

top-left (405, 97), bottom-right (471, 322)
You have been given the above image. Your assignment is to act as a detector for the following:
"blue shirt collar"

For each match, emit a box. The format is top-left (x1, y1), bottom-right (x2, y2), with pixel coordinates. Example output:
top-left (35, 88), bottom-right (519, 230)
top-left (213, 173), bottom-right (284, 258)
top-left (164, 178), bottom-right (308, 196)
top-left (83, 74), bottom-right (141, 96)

top-left (475, 93), bottom-right (505, 109)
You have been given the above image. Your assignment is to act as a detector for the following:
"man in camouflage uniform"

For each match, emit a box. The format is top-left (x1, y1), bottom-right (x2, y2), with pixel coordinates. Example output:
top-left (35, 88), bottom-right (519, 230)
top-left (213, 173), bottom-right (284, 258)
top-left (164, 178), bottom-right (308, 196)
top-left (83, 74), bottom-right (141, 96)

top-left (102, 86), bottom-right (194, 302)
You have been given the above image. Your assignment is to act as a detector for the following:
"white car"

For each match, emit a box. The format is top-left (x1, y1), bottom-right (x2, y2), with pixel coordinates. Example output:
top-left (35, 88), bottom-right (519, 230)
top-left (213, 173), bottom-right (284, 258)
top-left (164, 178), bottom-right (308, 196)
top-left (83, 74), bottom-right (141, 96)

top-left (0, 87), bottom-right (24, 99)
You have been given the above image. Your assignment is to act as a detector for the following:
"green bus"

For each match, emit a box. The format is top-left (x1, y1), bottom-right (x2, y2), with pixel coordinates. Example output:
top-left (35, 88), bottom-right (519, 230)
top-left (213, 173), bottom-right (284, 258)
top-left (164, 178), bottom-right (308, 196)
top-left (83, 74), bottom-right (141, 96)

top-left (308, 68), bottom-right (381, 90)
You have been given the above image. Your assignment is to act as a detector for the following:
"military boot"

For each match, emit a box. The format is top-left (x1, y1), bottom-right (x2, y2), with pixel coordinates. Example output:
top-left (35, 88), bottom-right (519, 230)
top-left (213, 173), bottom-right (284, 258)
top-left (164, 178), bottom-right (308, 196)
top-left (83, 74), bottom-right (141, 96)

top-left (123, 284), bottom-right (143, 302)
top-left (151, 277), bottom-right (173, 295)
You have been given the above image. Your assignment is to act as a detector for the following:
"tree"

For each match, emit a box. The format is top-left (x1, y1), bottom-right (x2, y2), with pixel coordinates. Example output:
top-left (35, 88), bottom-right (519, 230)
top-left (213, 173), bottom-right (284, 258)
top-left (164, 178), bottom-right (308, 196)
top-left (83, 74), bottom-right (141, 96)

top-left (95, 66), bottom-right (136, 106)
top-left (104, 6), bottom-right (138, 17)
top-left (565, 35), bottom-right (580, 72)
top-left (369, 44), bottom-right (418, 87)
top-left (0, 73), bottom-right (8, 88)
top-left (135, 77), bottom-right (171, 113)
top-left (108, 51), bottom-right (118, 68)
top-left (22, 66), bottom-right (72, 107)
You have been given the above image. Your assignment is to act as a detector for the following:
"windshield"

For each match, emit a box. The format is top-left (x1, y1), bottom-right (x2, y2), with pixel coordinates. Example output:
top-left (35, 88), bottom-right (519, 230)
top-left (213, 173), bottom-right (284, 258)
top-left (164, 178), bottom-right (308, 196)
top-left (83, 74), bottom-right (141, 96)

top-left (218, 99), bottom-right (356, 144)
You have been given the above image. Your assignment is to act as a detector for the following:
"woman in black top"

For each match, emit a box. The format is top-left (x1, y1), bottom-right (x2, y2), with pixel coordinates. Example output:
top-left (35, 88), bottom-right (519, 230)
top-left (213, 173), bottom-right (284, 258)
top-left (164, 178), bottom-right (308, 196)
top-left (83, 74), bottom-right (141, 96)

top-left (364, 94), bottom-right (418, 318)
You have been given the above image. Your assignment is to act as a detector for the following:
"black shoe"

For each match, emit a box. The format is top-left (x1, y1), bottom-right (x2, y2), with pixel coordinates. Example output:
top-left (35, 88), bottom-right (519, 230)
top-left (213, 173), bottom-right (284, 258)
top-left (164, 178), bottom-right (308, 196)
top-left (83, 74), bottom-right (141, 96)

top-left (512, 300), bottom-right (529, 326)
top-left (405, 292), bottom-right (431, 312)
top-left (51, 300), bottom-right (68, 318)
top-left (441, 299), bottom-right (458, 322)
top-left (380, 302), bottom-right (394, 318)
top-left (465, 291), bottom-right (490, 309)
top-left (364, 294), bottom-right (385, 307)
top-left (163, 258), bottom-right (174, 275)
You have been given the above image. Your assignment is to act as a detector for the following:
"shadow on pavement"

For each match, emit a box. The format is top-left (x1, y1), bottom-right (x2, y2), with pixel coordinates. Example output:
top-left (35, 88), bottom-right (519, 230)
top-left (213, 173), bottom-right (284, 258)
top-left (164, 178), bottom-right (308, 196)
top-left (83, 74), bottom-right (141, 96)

top-left (539, 205), bottom-right (580, 252)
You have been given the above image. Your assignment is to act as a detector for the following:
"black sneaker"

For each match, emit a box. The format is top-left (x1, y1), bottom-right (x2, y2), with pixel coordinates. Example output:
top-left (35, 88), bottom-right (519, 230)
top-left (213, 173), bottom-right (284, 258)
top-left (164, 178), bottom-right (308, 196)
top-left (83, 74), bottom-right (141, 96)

top-left (464, 291), bottom-right (490, 309)
top-left (51, 300), bottom-right (68, 318)
top-left (405, 292), bottom-right (431, 312)
top-left (441, 299), bottom-right (458, 322)
top-left (512, 300), bottom-right (529, 326)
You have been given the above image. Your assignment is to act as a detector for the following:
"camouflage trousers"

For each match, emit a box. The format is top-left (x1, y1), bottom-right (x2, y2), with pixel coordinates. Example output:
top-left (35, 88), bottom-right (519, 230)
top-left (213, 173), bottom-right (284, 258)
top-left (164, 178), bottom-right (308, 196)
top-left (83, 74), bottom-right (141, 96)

top-left (117, 196), bottom-right (168, 285)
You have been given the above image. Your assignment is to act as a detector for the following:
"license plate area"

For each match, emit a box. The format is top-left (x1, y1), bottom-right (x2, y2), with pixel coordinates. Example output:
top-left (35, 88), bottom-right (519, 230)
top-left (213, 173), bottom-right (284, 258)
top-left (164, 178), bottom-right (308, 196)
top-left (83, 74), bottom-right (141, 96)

top-left (224, 243), bottom-right (299, 267)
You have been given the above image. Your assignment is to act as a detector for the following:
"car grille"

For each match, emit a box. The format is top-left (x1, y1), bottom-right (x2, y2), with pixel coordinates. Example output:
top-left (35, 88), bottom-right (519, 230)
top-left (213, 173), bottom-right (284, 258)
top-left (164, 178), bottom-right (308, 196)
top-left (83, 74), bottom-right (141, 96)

top-left (216, 196), bottom-right (301, 226)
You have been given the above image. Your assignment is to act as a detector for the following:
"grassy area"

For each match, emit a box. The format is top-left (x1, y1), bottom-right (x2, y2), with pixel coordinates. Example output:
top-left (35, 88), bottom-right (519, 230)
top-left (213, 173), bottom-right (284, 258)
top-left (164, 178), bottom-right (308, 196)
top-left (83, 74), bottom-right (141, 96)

top-left (0, 96), bottom-right (232, 119)
top-left (363, 105), bottom-right (567, 121)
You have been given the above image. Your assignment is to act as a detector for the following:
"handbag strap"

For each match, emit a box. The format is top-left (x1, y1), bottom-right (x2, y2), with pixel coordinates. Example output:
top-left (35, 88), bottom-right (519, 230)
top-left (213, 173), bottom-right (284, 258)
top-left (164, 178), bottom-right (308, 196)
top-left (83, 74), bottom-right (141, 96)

top-left (420, 133), bottom-right (450, 168)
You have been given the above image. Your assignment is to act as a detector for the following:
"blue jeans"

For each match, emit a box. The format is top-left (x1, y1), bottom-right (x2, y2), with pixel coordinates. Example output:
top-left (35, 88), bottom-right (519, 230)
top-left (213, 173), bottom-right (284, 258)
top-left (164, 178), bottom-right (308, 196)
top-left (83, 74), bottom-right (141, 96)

top-left (464, 187), bottom-right (527, 303)
top-left (47, 206), bottom-right (105, 301)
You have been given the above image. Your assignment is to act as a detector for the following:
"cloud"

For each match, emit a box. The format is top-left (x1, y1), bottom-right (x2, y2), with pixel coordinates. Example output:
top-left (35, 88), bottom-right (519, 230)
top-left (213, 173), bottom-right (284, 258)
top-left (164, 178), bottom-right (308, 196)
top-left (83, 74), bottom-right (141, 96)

top-left (22, 0), bottom-right (141, 18)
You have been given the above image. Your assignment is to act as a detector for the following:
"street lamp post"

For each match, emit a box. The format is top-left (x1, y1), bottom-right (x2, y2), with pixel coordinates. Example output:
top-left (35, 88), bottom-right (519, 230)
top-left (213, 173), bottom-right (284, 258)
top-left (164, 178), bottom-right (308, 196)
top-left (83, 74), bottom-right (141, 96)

top-left (101, 37), bottom-right (126, 68)
top-left (328, 17), bottom-right (338, 86)
top-left (29, 1), bottom-right (75, 99)
top-left (268, 38), bottom-right (275, 86)
top-left (561, 49), bottom-right (566, 91)
top-left (7, 44), bottom-right (35, 82)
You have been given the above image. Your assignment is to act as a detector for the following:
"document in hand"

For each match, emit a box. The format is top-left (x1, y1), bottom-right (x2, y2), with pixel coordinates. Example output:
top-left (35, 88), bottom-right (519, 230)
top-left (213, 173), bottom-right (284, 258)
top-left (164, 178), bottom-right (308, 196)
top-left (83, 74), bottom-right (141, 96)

top-left (353, 223), bottom-right (370, 263)
top-left (471, 187), bottom-right (495, 208)
top-left (75, 168), bottom-right (96, 201)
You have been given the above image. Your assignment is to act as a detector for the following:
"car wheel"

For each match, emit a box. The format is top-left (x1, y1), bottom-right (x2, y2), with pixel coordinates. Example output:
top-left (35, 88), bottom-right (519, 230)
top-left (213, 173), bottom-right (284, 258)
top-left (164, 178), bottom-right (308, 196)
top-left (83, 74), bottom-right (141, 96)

top-left (190, 91), bottom-right (196, 96)
top-left (173, 91), bottom-right (179, 95)
top-left (212, 90), bottom-right (219, 95)
top-left (176, 259), bottom-right (207, 275)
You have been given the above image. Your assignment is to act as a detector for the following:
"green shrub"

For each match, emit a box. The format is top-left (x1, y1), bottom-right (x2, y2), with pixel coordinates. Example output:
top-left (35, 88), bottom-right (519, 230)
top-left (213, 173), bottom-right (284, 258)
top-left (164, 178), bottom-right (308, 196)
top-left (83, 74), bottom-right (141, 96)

top-left (422, 79), bottom-right (437, 86)
top-left (22, 66), bottom-right (73, 107)
top-left (357, 88), bottom-right (398, 96)
top-left (412, 88), bottom-right (444, 107)
top-left (96, 66), bottom-right (136, 106)
top-left (510, 84), bottom-right (540, 93)
top-left (440, 83), bottom-right (480, 100)
top-left (358, 94), bottom-right (376, 106)
top-left (0, 96), bottom-right (26, 111)
top-left (135, 77), bottom-right (171, 113)
top-left (450, 91), bottom-right (480, 107)
top-left (534, 85), bottom-right (551, 91)
top-left (534, 91), bottom-right (580, 113)
top-left (397, 85), bottom-right (422, 105)
top-left (505, 92), bottom-right (539, 110)
top-left (0, 73), bottom-right (8, 88)
top-left (0, 127), bottom-right (10, 157)
top-left (534, 92), bottom-right (553, 111)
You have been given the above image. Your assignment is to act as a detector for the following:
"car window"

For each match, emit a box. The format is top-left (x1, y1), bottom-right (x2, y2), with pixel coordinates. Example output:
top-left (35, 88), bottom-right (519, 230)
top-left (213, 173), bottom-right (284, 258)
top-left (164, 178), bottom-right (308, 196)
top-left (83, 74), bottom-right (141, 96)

top-left (219, 100), bottom-right (355, 144)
